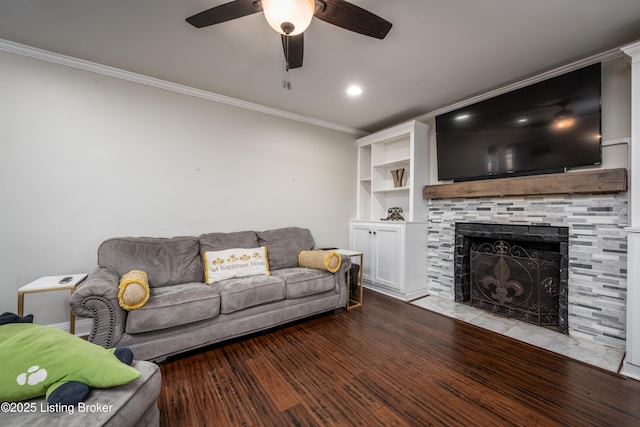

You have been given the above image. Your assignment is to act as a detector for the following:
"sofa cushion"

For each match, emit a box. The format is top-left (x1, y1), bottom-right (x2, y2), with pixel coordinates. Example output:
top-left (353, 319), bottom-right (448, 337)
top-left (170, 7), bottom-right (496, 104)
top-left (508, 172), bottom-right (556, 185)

top-left (217, 275), bottom-right (286, 314)
top-left (126, 282), bottom-right (220, 334)
top-left (199, 231), bottom-right (259, 254)
top-left (257, 227), bottom-right (315, 270)
top-left (98, 237), bottom-right (203, 287)
top-left (272, 267), bottom-right (336, 299)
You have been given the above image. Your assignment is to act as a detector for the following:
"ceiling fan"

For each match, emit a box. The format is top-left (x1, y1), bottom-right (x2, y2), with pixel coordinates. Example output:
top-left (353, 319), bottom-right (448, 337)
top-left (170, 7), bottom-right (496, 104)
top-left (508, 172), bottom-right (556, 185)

top-left (186, 0), bottom-right (392, 70)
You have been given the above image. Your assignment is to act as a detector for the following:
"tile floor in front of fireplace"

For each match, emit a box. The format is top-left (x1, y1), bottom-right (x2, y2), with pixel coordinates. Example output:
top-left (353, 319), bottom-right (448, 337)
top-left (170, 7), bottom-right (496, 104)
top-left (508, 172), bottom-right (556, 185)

top-left (411, 295), bottom-right (625, 373)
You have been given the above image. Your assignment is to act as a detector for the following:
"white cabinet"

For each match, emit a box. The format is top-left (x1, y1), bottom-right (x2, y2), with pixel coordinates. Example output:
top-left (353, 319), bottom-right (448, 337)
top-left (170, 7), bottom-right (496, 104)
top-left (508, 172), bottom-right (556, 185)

top-left (356, 120), bottom-right (429, 222)
top-left (350, 222), bottom-right (401, 290)
top-left (349, 221), bottom-right (428, 301)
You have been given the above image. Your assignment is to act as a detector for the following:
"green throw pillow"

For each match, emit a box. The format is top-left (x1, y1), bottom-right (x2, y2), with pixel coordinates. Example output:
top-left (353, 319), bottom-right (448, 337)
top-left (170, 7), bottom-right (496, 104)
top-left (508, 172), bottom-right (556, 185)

top-left (0, 323), bottom-right (140, 402)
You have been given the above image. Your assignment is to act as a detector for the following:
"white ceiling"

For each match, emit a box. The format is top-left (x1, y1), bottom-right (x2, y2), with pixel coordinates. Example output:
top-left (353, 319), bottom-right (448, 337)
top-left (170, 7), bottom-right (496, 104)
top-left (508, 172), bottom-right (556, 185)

top-left (1, 0), bottom-right (640, 134)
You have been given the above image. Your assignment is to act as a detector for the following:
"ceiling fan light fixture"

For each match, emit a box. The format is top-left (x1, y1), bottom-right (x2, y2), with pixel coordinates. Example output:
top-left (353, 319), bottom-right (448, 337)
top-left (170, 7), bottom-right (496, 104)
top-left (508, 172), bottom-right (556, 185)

top-left (347, 85), bottom-right (363, 96)
top-left (261, 0), bottom-right (315, 36)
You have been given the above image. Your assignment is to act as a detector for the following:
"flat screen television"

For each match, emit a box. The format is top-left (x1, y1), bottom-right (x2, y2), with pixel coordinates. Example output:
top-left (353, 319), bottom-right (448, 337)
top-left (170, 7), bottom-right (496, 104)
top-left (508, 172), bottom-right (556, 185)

top-left (435, 63), bottom-right (602, 182)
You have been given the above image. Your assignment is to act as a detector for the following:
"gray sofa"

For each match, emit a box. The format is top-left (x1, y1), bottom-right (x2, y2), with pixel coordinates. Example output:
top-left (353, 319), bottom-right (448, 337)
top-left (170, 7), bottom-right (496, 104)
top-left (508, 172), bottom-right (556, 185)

top-left (70, 227), bottom-right (350, 362)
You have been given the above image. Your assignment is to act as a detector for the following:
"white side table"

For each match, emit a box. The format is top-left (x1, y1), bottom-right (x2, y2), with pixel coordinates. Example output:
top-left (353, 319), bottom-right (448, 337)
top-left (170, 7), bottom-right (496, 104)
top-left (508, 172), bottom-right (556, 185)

top-left (18, 273), bottom-right (88, 334)
top-left (334, 249), bottom-right (364, 310)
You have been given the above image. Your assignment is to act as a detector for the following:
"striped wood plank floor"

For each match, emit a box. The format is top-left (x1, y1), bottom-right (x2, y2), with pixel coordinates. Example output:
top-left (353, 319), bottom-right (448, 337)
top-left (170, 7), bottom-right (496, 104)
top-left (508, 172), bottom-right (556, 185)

top-left (157, 289), bottom-right (640, 426)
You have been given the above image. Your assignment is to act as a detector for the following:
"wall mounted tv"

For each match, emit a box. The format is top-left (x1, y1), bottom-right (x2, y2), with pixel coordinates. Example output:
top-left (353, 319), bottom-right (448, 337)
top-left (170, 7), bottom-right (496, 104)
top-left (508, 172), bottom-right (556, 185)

top-left (435, 63), bottom-right (602, 182)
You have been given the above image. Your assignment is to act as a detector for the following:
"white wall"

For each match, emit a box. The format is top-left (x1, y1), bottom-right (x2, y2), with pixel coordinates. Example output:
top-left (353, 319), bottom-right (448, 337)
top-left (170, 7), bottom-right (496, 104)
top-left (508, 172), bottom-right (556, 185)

top-left (0, 50), bottom-right (356, 325)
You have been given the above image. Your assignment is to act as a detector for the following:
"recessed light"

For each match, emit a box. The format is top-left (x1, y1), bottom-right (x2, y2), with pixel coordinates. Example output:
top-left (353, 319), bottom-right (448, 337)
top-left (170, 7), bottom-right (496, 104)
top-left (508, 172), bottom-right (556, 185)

top-left (517, 118), bottom-right (528, 123)
top-left (455, 114), bottom-right (470, 121)
top-left (347, 85), bottom-right (363, 96)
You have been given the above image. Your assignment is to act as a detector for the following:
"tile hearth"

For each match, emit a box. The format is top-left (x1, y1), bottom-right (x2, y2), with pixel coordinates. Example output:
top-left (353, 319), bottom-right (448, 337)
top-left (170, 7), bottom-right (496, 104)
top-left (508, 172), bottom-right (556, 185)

top-left (412, 295), bottom-right (625, 373)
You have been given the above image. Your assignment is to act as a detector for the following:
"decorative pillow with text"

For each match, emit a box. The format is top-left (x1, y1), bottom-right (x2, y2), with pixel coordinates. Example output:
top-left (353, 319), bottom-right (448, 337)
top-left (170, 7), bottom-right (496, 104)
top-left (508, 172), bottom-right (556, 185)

top-left (203, 246), bottom-right (270, 284)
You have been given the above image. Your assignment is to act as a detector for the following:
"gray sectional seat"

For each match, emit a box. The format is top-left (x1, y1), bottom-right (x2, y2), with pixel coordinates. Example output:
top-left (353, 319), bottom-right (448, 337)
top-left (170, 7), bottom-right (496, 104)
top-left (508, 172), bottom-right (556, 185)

top-left (70, 227), bottom-right (349, 362)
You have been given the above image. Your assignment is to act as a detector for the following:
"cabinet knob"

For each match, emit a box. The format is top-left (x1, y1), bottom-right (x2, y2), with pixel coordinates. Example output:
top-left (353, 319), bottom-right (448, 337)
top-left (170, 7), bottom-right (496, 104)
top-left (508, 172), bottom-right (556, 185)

top-left (373, 231), bottom-right (377, 235)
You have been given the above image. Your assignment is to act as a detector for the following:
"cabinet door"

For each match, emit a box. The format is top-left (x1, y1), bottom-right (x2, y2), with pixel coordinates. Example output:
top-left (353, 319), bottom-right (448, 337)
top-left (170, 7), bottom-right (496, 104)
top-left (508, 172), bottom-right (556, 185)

top-left (350, 224), bottom-right (373, 282)
top-left (372, 225), bottom-right (402, 290)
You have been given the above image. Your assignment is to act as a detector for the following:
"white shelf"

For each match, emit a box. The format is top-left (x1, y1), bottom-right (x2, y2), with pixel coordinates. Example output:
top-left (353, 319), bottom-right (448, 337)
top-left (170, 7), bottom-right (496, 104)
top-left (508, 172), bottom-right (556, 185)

top-left (373, 187), bottom-right (410, 194)
top-left (372, 157), bottom-right (411, 169)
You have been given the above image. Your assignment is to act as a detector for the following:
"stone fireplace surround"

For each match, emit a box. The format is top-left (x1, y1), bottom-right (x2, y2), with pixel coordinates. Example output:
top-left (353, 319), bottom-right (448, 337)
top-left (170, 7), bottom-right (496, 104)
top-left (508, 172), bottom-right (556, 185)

top-left (426, 192), bottom-right (628, 351)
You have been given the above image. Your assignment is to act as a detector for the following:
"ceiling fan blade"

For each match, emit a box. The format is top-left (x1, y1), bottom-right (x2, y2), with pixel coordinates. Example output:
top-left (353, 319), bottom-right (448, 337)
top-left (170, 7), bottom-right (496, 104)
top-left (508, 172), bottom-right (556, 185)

top-left (281, 33), bottom-right (304, 69)
top-left (315, 0), bottom-right (392, 39)
top-left (186, 0), bottom-right (263, 28)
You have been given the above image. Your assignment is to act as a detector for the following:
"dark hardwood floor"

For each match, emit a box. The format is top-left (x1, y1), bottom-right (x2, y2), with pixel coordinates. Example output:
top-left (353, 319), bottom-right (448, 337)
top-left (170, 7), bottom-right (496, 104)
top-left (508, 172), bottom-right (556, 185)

top-left (157, 289), bottom-right (640, 426)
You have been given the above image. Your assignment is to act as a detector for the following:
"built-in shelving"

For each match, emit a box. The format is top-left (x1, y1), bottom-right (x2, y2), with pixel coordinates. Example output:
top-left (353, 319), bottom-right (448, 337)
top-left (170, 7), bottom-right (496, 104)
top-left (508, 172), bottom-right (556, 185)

top-left (355, 121), bottom-right (429, 221)
top-left (352, 120), bottom-right (430, 301)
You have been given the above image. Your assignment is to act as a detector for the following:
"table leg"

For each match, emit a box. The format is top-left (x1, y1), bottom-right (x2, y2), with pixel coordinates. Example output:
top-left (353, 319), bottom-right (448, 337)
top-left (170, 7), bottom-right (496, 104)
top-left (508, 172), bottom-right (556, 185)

top-left (346, 268), bottom-right (351, 308)
top-left (347, 254), bottom-right (364, 310)
top-left (69, 288), bottom-right (75, 335)
top-left (358, 254), bottom-right (363, 305)
top-left (17, 292), bottom-right (24, 316)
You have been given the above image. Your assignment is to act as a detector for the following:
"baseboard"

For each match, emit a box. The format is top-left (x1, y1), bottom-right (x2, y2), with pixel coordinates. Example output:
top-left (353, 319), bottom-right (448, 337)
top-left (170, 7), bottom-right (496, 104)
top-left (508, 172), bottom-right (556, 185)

top-left (621, 358), bottom-right (640, 380)
top-left (405, 292), bottom-right (431, 303)
top-left (47, 318), bottom-right (92, 337)
top-left (363, 282), bottom-right (429, 302)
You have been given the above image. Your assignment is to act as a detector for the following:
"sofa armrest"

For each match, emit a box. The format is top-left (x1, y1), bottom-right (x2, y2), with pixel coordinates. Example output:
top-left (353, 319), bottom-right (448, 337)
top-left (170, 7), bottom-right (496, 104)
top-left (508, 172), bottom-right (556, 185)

top-left (70, 267), bottom-right (127, 348)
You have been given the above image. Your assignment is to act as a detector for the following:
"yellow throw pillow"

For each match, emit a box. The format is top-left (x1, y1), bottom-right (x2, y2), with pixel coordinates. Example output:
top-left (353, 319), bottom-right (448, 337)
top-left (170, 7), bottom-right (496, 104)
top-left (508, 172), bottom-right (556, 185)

top-left (203, 246), bottom-right (271, 284)
top-left (298, 250), bottom-right (342, 273)
top-left (118, 270), bottom-right (150, 311)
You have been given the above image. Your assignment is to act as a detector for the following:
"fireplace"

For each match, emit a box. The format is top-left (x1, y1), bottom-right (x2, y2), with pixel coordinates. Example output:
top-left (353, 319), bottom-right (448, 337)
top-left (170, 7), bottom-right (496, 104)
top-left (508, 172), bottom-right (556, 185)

top-left (426, 193), bottom-right (627, 350)
top-left (455, 223), bottom-right (569, 334)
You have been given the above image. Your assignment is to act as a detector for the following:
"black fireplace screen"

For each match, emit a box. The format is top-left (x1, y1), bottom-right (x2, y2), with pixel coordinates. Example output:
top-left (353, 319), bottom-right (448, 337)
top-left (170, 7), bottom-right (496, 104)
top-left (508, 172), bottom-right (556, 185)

top-left (454, 223), bottom-right (569, 334)
top-left (470, 238), bottom-right (561, 329)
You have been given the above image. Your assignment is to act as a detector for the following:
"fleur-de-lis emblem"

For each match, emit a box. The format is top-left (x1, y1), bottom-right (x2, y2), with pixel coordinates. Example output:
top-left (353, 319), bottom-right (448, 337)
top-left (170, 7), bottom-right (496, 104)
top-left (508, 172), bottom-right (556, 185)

top-left (480, 256), bottom-right (524, 304)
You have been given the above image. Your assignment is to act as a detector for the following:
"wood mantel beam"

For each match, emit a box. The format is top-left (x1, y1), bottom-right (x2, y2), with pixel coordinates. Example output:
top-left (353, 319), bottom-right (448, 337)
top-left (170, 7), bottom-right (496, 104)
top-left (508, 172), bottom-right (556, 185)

top-left (423, 168), bottom-right (627, 200)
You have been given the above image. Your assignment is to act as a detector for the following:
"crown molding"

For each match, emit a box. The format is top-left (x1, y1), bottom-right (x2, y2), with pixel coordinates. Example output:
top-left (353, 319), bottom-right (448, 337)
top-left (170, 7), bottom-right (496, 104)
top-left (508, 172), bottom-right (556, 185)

top-left (602, 137), bottom-right (630, 147)
top-left (622, 40), bottom-right (640, 61)
top-left (0, 38), bottom-right (366, 137)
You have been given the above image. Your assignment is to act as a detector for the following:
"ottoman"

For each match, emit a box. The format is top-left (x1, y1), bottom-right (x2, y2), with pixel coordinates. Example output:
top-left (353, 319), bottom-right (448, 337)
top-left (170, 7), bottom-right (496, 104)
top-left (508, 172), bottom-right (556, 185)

top-left (0, 360), bottom-right (161, 427)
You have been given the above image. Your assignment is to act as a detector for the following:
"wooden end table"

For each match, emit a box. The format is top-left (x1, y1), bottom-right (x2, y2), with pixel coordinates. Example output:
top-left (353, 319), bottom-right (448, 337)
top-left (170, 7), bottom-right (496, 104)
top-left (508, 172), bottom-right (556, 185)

top-left (335, 249), bottom-right (364, 310)
top-left (18, 273), bottom-right (88, 334)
